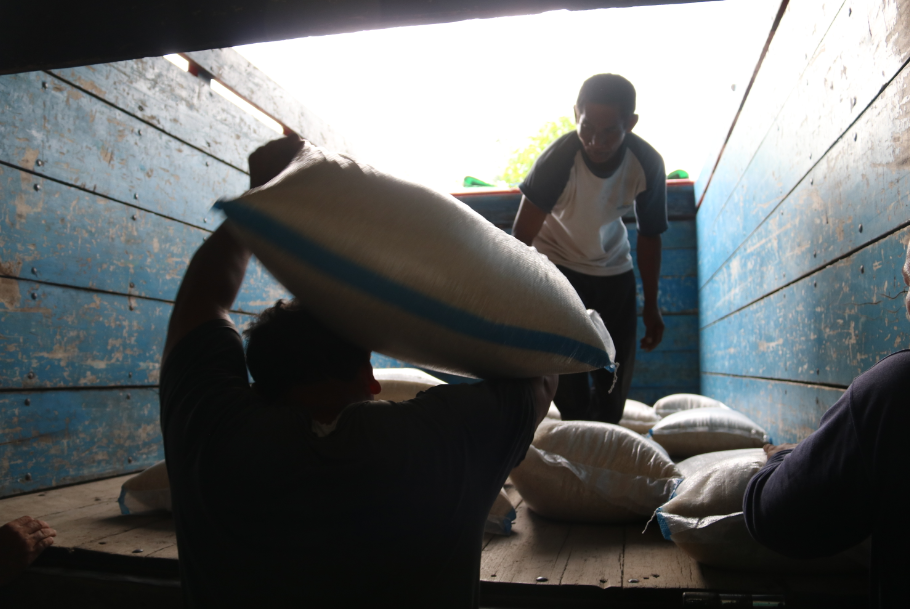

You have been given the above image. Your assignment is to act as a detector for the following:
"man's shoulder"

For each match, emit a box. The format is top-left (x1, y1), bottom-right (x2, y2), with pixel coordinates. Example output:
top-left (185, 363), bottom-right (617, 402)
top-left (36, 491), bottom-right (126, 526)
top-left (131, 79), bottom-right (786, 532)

top-left (855, 349), bottom-right (910, 392)
top-left (624, 133), bottom-right (664, 173)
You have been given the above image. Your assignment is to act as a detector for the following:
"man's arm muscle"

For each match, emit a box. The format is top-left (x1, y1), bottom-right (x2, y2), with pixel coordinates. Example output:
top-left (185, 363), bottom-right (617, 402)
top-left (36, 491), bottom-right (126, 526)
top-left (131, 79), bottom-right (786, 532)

top-left (512, 196), bottom-right (547, 246)
top-left (637, 233), bottom-right (664, 351)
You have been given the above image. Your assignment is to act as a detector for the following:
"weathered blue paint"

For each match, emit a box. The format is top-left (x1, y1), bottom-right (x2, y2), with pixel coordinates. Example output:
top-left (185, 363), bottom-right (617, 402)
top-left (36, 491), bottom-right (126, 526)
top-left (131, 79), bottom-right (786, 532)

top-left (701, 227), bottom-right (909, 387)
top-left (632, 350), bottom-right (699, 389)
top-left (0, 279), bottom-right (253, 390)
top-left (0, 70), bottom-right (248, 229)
top-left (635, 275), bottom-right (697, 315)
top-left (636, 314), bottom-right (698, 352)
top-left (0, 388), bottom-right (163, 498)
top-left (48, 58), bottom-right (276, 173)
top-left (628, 221), bottom-right (696, 251)
top-left (702, 374), bottom-right (846, 445)
top-left (697, 0), bottom-right (907, 287)
top-left (627, 386), bottom-right (700, 408)
top-left (700, 66), bottom-right (910, 327)
top-left (0, 165), bottom-right (288, 313)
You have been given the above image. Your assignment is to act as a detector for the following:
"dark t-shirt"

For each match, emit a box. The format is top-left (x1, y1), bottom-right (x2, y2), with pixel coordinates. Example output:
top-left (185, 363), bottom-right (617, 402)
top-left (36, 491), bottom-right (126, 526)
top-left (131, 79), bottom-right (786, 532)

top-left (160, 320), bottom-right (537, 608)
top-left (743, 350), bottom-right (910, 608)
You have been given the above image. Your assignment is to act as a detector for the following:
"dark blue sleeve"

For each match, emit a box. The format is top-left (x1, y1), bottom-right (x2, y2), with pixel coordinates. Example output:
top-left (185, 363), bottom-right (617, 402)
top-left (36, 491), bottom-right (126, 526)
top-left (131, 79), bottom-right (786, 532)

top-left (626, 134), bottom-right (667, 236)
top-left (518, 132), bottom-right (581, 213)
top-left (742, 384), bottom-right (874, 558)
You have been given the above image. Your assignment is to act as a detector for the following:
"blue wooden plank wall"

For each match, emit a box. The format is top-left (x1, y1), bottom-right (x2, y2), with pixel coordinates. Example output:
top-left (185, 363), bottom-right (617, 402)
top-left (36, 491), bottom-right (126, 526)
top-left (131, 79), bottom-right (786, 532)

top-left (429, 185), bottom-right (700, 403)
top-left (697, 0), bottom-right (910, 443)
top-left (0, 50), bottom-right (349, 498)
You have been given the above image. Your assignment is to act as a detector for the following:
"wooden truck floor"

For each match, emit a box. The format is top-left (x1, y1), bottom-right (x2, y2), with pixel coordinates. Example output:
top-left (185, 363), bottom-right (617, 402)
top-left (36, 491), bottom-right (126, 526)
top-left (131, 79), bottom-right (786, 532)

top-left (0, 477), bottom-right (868, 608)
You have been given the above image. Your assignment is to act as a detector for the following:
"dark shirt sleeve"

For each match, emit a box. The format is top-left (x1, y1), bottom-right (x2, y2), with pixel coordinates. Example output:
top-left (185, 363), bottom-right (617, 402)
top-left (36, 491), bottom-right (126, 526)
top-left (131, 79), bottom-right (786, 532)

top-left (743, 382), bottom-right (874, 558)
top-left (518, 132), bottom-right (582, 213)
top-left (626, 134), bottom-right (668, 236)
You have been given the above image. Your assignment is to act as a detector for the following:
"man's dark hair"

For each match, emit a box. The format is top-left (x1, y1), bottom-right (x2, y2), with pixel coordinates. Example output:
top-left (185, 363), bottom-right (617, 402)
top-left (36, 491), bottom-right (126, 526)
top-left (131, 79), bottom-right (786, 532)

top-left (243, 299), bottom-right (370, 399)
top-left (576, 74), bottom-right (636, 118)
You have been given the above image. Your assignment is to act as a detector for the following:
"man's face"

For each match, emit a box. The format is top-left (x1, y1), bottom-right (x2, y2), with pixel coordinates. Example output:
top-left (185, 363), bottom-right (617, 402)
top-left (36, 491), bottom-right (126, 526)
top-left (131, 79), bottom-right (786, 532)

top-left (575, 103), bottom-right (638, 165)
top-left (904, 240), bottom-right (910, 321)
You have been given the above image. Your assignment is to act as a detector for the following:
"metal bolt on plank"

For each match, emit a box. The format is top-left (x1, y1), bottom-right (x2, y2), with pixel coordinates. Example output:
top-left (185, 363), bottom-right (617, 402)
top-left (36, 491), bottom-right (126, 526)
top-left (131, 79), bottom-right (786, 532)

top-left (34, 184), bottom-right (40, 191)
top-left (536, 577), bottom-right (548, 582)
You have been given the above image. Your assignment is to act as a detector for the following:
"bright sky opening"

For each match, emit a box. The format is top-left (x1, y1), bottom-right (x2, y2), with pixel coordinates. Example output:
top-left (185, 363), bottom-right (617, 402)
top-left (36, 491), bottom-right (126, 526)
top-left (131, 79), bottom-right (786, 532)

top-left (237, 0), bottom-right (780, 192)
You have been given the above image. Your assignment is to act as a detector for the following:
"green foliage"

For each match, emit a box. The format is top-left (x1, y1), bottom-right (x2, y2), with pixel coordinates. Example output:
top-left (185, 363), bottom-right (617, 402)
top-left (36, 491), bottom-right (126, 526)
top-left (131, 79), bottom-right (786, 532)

top-left (497, 116), bottom-right (576, 187)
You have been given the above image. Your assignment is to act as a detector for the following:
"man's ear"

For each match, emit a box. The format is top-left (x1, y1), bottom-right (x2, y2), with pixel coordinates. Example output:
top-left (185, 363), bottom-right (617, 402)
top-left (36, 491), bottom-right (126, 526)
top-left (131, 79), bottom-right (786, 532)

top-left (360, 362), bottom-right (381, 396)
top-left (625, 114), bottom-right (639, 132)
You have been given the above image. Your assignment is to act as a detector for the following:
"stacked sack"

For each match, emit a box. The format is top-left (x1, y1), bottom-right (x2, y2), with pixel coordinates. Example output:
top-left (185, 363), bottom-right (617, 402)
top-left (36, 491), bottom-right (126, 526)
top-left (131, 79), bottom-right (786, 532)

top-left (648, 394), bottom-right (768, 458)
top-left (510, 420), bottom-right (681, 523)
top-left (617, 399), bottom-right (662, 434)
top-left (655, 449), bottom-right (867, 572)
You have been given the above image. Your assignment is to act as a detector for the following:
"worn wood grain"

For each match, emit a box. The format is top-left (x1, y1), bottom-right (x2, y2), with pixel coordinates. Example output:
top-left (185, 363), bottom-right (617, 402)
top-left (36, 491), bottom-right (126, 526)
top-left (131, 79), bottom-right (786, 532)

top-left (48, 58), bottom-right (275, 172)
top-left (632, 350), bottom-right (699, 390)
top-left (79, 517), bottom-right (176, 556)
top-left (0, 475), bottom-right (130, 522)
top-left (702, 374), bottom-right (846, 445)
top-left (146, 544), bottom-right (180, 559)
top-left (699, 0), bottom-right (910, 286)
top-left (700, 62), bottom-right (910, 327)
top-left (0, 70), bottom-right (248, 229)
top-left (558, 524), bottom-right (623, 588)
top-left (183, 49), bottom-right (356, 156)
top-left (701, 227), bottom-right (910, 387)
top-left (0, 165), bottom-right (288, 312)
top-left (480, 505), bottom-right (571, 585)
top-left (0, 389), bottom-right (164, 498)
top-left (628, 219), bottom-right (697, 251)
top-left (38, 501), bottom-right (165, 549)
top-left (636, 275), bottom-right (697, 315)
top-left (0, 280), bottom-right (251, 389)
top-left (627, 386), bottom-right (701, 407)
top-left (697, 0), bottom-right (843, 262)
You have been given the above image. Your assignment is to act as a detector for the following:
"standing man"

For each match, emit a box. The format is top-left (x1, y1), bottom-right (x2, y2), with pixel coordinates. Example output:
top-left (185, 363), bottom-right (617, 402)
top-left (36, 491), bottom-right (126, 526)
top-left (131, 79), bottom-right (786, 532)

top-left (160, 135), bottom-right (557, 607)
top-left (512, 74), bottom-right (667, 423)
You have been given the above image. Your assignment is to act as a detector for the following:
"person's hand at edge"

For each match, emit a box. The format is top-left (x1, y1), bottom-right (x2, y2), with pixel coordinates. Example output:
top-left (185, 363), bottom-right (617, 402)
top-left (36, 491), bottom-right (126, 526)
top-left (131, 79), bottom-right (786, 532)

top-left (249, 135), bottom-right (305, 189)
top-left (0, 516), bottom-right (57, 587)
top-left (640, 302), bottom-right (665, 352)
top-left (763, 443), bottom-right (799, 459)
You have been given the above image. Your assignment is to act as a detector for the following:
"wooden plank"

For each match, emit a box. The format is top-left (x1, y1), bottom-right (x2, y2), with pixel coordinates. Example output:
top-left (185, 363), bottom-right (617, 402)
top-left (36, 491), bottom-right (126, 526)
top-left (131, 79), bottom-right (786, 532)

top-left (635, 314), bottom-right (698, 353)
top-left (79, 517), bottom-right (176, 556)
top-left (0, 70), bottom-right (247, 229)
top-left (628, 220), bottom-right (697, 251)
top-left (35, 501), bottom-right (165, 549)
top-left (48, 57), bottom-right (275, 172)
top-left (632, 350), bottom-right (699, 390)
top-left (627, 386), bottom-right (700, 407)
top-left (146, 544), bottom-right (180, 559)
top-left (480, 504), bottom-right (571, 585)
top-left (0, 475), bottom-right (130, 523)
top-left (631, 248), bottom-right (696, 279)
top-left (702, 374), bottom-right (846, 445)
top-left (701, 227), bottom-right (910, 387)
top-left (558, 524), bottom-right (624, 589)
top-left (697, 0), bottom-right (843, 270)
top-left (0, 165), bottom-right (289, 312)
top-left (0, 280), bottom-right (251, 389)
top-left (700, 62), bottom-right (910, 327)
top-left (699, 0), bottom-right (910, 287)
top-left (0, 389), bottom-right (163, 497)
top-left (183, 49), bottom-right (356, 156)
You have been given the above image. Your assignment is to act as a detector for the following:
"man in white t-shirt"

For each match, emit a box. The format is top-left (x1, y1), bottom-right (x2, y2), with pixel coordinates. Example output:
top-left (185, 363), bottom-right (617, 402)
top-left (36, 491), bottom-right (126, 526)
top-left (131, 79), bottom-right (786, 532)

top-left (512, 74), bottom-right (667, 423)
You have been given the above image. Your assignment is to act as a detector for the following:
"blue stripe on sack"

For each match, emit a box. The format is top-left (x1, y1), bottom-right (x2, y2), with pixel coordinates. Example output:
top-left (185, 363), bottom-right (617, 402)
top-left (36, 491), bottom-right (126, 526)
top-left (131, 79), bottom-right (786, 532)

top-left (655, 508), bottom-right (673, 541)
top-left (215, 199), bottom-right (611, 369)
top-left (117, 486), bottom-right (130, 516)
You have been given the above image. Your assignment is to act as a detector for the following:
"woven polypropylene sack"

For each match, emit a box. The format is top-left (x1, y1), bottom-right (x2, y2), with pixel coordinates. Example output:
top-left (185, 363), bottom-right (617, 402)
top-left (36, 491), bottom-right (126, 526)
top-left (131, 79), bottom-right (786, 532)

top-left (656, 450), bottom-right (867, 572)
top-left (649, 407), bottom-right (768, 458)
top-left (119, 461), bottom-right (170, 515)
top-left (618, 399), bottom-right (661, 434)
top-left (510, 421), bottom-right (681, 523)
top-left (653, 394), bottom-right (729, 418)
top-left (215, 142), bottom-right (615, 379)
top-left (486, 489), bottom-right (517, 536)
top-left (373, 368), bottom-right (444, 402)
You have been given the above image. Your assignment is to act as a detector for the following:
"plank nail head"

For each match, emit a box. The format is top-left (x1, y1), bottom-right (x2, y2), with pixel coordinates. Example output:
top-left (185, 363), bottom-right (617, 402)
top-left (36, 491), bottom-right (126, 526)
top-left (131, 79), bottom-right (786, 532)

top-left (858, 224), bottom-right (863, 233)
top-left (854, 133), bottom-right (858, 141)
top-left (34, 184), bottom-right (41, 191)
top-left (31, 292), bottom-right (38, 300)
top-left (132, 214), bottom-right (138, 221)
top-left (128, 457), bottom-right (133, 463)
top-left (126, 393), bottom-right (131, 400)
top-left (24, 473), bottom-right (32, 482)
top-left (24, 399), bottom-right (31, 406)
top-left (41, 81), bottom-right (48, 89)
top-left (134, 193), bottom-right (139, 199)
top-left (27, 371), bottom-right (35, 379)
top-left (628, 579), bottom-right (639, 584)
top-left (599, 578), bottom-right (607, 583)
top-left (129, 282), bottom-right (135, 288)
top-left (138, 129), bottom-right (142, 136)
top-left (536, 577), bottom-right (548, 582)
top-left (860, 265), bottom-right (864, 273)
top-left (36, 159), bottom-right (44, 167)
top-left (132, 549), bottom-right (143, 553)
top-left (652, 574), bottom-right (659, 578)
top-left (31, 267), bottom-right (38, 274)
top-left (99, 541), bottom-right (107, 545)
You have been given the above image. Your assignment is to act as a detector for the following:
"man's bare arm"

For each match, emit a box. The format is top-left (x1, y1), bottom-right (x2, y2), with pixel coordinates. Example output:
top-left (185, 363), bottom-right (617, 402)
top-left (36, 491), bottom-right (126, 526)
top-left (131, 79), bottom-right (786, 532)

top-left (637, 233), bottom-right (664, 352)
top-left (512, 196), bottom-right (547, 246)
top-left (161, 135), bottom-right (304, 366)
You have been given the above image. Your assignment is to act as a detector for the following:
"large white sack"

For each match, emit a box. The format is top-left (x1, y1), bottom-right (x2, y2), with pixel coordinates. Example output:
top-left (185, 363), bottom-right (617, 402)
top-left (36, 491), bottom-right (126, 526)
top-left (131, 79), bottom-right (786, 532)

top-left (119, 461), bottom-right (170, 515)
top-left (216, 142), bottom-right (615, 379)
top-left (653, 394), bottom-right (728, 418)
top-left (618, 400), bottom-right (661, 434)
top-left (649, 407), bottom-right (768, 458)
top-left (485, 489), bottom-right (517, 536)
top-left (373, 368), bottom-right (444, 402)
top-left (510, 421), bottom-right (681, 523)
top-left (656, 450), bottom-right (867, 572)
